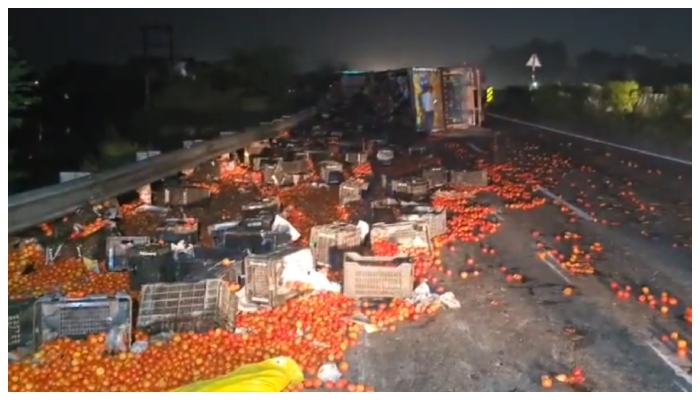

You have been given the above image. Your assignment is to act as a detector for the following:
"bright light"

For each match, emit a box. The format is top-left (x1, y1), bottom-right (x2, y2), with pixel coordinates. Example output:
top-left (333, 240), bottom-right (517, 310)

top-left (530, 81), bottom-right (539, 89)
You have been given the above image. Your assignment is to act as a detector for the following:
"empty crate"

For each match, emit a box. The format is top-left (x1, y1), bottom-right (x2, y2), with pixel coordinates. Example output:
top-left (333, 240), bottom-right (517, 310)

top-left (106, 236), bottom-right (152, 272)
top-left (343, 252), bottom-right (414, 299)
top-left (423, 167), bottom-right (449, 188)
top-left (126, 244), bottom-right (175, 289)
top-left (309, 223), bottom-right (364, 269)
top-left (391, 177), bottom-right (430, 201)
top-left (339, 179), bottom-right (369, 205)
top-left (450, 169), bottom-right (488, 187)
top-left (318, 161), bottom-right (344, 185)
top-left (156, 218), bottom-right (199, 244)
top-left (137, 279), bottom-right (237, 334)
top-left (398, 206), bottom-right (447, 238)
top-left (154, 187), bottom-right (211, 206)
top-left (33, 293), bottom-right (132, 351)
top-left (244, 247), bottom-right (313, 307)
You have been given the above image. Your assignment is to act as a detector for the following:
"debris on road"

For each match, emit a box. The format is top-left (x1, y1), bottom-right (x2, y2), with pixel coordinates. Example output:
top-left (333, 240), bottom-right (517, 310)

top-left (7, 100), bottom-right (693, 392)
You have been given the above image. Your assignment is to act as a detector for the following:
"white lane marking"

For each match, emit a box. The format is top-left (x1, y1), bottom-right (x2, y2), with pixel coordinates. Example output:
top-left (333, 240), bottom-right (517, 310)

top-left (674, 382), bottom-right (688, 392)
top-left (646, 339), bottom-right (693, 387)
top-left (466, 142), bottom-right (486, 154)
top-left (489, 114), bottom-right (692, 166)
top-left (539, 253), bottom-right (573, 284)
top-left (535, 186), bottom-right (595, 222)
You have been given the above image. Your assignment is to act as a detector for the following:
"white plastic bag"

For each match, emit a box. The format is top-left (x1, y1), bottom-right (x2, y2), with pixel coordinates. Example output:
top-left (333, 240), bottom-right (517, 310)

top-left (317, 363), bottom-right (342, 383)
top-left (272, 215), bottom-right (301, 241)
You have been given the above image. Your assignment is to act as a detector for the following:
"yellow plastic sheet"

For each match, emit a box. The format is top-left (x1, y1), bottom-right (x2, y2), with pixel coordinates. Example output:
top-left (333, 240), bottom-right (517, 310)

top-left (171, 356), bottom-right (304, 392)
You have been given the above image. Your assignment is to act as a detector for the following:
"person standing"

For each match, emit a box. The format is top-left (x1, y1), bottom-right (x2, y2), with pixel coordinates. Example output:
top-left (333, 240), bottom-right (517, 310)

top-left (420, 85), bottom-right (436, 136)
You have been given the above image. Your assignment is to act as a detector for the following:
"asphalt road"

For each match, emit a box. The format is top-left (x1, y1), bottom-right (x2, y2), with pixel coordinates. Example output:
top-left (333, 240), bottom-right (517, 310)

top-left (344, 121), bottom-right (692, 392)
top-left (12, 113), bottom-right (691, 392)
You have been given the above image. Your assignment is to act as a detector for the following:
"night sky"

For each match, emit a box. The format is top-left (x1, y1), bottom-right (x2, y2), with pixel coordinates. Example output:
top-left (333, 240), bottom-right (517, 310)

top-left (9, 8), bottom-right (692, 71)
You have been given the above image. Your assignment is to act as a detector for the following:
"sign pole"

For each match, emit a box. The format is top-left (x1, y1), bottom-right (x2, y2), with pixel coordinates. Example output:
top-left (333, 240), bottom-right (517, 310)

top-left (525, 53), bottom-right (542, 88)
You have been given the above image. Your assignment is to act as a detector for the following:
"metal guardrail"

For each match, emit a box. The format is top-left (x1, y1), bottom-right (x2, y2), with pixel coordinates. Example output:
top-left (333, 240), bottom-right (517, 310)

top-left (9, 108), bottom-right (317, 234)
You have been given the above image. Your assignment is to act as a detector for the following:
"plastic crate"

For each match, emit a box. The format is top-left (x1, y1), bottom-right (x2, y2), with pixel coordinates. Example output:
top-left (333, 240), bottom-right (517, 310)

top-left (46, 199), bottom-right (119, 243)
top-left (391, 177), bottom-right (430, 201)
top-left (239, 214), bottom-right (275, 231)
top-left (40, 226), bottom-right (108, 264)
top-left (9, 298), bottom-right (35, 351)
top-left (242, 197), bottom-right (281, 218)
top-left (309, 223), bottom-right (364, 268)
top-left (156, 218), bottom-right (200, 244)
top-left (343, 252), bottom-right (414, 299)
top-left (33, 293), bottom-right (132, 351)
top-left (408, 145), bottom-right (428, 156)
top-left (376, 148), bottom-right (395, 166)
top-left (398, 206), bottom-right (448, 239)
top-left (153, 187), bottom-right (211, 207)
top-left (279, 159), bottom-right (307, 175)
top-left (244, 247), bottom-right (312, 306)
top-left (126, 244), bottom-right (175, 289)
top-left (339, 179), bottom-right (369, 205)
top-left (106, 236), bottom-right (152, 272)
top-left (303, 150), bottom-right (332, 164)
top-left (137, 279), bottom-right (237, 334)
top-left (370, 198), bottom-right (401, 223)
top-left (318, 161), bottom-right (344, 184)
top-left (450, 169), bottom-right (488, 187)
top-left (263, 164), bottom-right (294, 186)
top-left (189, 159), bottom-right (220, 182)
top-left (345, 152), bottom-right (368, 164)
top-left (207, 221), bottom-right (240, 248)
top-left (370, 222), bottom-right (432, 253)
top-left (423, 167), bottom-right (449, 189)
top-left (184, 260), bottom-right (242, 284)
top-left (252, 156), bottom-right (282, 172)
top-left (223, 230), bottom-right (290, 256)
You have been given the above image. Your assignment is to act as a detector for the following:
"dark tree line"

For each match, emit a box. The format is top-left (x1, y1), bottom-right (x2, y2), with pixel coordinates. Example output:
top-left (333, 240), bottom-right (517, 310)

top-left (8, 44), bottom-right (342, 193)
top-left (482, 39), bottom-right (691, 88)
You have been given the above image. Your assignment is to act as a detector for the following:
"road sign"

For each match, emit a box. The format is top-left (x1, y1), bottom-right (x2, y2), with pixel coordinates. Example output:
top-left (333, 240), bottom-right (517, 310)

top-left (526, 53), bottom-right (542, 69)
top-left (485, 86), bottom-right (494, 103)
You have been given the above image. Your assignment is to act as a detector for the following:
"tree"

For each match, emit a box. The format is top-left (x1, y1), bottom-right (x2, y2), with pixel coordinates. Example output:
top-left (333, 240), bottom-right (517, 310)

top-left (665, 84), bottom-right (692, 119)
top-left (8, 44), bottom-right (38, 130)
top-left (605, 81), bottom-right (640, 114)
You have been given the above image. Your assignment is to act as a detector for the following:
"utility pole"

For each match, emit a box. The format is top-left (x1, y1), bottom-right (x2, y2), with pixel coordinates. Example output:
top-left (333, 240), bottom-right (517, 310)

top-left (141, 25), bottom-right (174, 109)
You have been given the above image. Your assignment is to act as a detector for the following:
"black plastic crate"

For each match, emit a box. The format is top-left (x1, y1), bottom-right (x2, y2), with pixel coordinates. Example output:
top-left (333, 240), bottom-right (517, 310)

top-left (207, 221), bottom-right (240, 249)
top-left (241, 197), bottom-right (281, 219)
top-left (239, 214), bottom-right (275, 231)
top-left (126, 244), bottom-right (175, 289)
top-left (156, 218), bottom-right (200, 245)
top-left (223, 230), bottom-right (291, 256)
top-left (184, 260), bottom-right (242, 283)
top-left (106, 236), bottom-right (153, 272)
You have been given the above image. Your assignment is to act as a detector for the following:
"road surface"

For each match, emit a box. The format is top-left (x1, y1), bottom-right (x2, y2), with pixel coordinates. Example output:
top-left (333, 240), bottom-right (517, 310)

top-left (343, 120), bottom-right (692, 392)
top-left (9, 113), bottom-right (692, 392)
